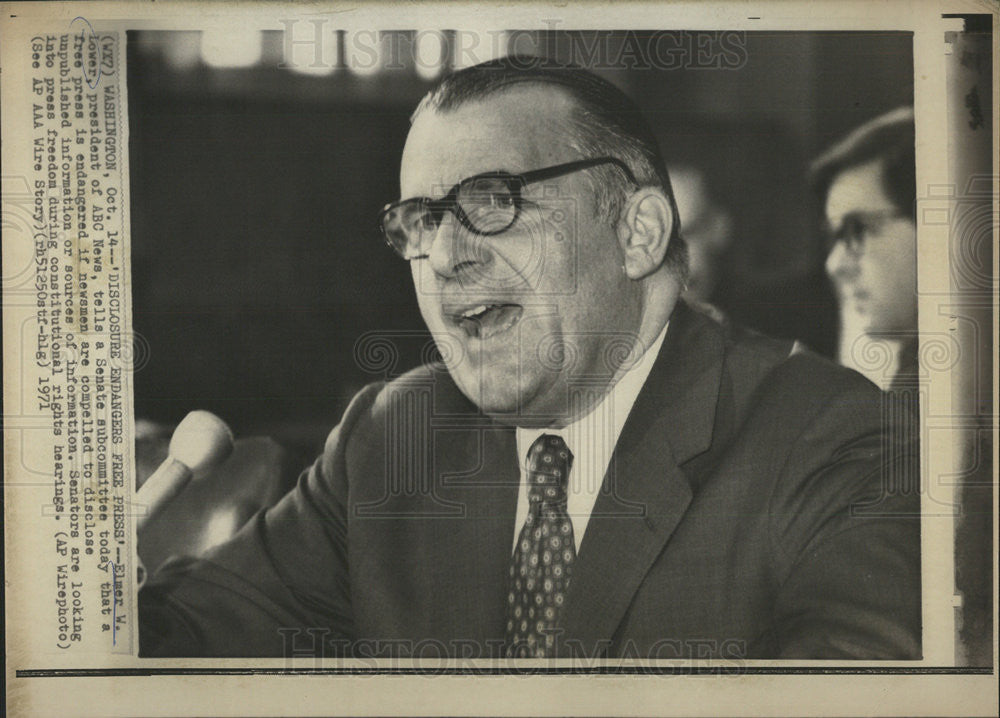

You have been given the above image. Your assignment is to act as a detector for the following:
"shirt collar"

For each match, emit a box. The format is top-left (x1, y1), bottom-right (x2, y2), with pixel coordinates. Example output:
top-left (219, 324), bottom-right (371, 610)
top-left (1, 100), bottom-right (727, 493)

top-left (516, 321), bottom-right (670, 465)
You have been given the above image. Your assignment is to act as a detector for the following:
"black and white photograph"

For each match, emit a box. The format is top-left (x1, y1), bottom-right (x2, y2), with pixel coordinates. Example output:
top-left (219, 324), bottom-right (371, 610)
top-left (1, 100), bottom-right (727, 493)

top-left (131, 27), bottom-right (928, 661)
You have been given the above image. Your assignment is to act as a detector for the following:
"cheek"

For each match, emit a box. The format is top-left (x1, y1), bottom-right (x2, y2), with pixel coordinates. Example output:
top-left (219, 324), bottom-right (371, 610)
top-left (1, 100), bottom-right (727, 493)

top-left (564, 221), bottom-right (622, 291)
top-left (866, 235), bottom-right (917, 290)
top-left (411, 263), bottom-right (430, 294)
top-left (411, 266), bottom-right (440, 322)
top-left (556, 264), bottom-right (636, 369)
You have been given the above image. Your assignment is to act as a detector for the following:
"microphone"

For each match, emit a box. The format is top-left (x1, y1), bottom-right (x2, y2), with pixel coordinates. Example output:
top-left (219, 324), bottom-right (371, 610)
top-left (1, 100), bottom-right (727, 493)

top-left (136, 410), bottom-right (234, 532)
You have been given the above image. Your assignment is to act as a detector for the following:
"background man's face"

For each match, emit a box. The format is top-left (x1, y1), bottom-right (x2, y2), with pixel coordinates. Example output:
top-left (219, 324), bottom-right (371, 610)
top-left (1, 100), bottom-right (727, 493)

top-left (824, 159), bottom-right (917, 336)
top-left (670, 164), bottom-right (733, 303)
top-left (400, 86), bottom-right (640, 423)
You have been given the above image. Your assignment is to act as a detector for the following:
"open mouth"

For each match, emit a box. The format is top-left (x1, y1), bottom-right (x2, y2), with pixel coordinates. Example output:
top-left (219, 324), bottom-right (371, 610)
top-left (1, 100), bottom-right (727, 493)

top-left (447, 303), bottom-right (524, 340)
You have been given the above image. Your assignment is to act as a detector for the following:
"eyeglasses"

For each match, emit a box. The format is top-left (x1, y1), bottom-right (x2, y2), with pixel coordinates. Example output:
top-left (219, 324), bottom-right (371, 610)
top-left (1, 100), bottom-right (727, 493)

top-left (378, 157), bottom-right (637, 260)
top-left (825, 209), bottom-right (906, 255)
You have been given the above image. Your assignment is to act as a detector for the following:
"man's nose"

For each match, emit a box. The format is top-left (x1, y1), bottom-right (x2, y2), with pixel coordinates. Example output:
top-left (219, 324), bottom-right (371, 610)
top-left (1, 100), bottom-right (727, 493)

top-left (825, 240), bottom-right (859, 284)
top-left (426, 213), bottom-right (492, 280)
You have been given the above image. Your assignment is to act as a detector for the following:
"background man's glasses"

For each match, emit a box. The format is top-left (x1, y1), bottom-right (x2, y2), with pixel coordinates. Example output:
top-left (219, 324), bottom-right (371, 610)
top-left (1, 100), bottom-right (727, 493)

top-left (825, 209), bottom-right (906, 255)
top-left (379, 157), bottom-right (637, 260)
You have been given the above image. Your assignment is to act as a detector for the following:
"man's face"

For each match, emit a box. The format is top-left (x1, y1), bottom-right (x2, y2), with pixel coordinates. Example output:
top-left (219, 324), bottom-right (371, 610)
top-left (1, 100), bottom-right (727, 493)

top-left (824, 159), bottom-right (917, 336)
top-left (399, 86), bottom-right (641, 424)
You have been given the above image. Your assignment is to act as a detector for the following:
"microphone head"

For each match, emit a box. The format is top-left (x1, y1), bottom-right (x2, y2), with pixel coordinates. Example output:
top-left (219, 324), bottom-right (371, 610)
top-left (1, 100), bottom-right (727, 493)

top-left (168, 410), bottom-right (235, 472)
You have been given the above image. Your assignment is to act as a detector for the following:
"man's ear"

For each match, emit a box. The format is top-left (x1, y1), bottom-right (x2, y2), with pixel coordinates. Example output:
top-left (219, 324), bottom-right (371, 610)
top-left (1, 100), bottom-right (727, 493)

top-left (616, 188), bottom-right (676, 280)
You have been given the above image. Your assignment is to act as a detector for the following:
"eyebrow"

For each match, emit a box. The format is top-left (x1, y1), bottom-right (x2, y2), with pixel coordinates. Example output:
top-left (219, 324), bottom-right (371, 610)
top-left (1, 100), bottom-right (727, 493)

top-left (825, 209), bottom-right (904, 240)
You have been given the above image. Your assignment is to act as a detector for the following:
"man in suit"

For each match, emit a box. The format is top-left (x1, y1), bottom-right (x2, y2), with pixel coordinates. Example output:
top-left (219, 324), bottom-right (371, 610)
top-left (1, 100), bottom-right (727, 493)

top-left (139, 57), bottom-right (920, 659)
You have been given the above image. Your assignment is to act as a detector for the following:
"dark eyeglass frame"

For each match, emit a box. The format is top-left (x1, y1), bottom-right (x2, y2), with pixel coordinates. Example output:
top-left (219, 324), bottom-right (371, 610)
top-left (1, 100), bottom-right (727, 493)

top-left (825, 209), bottom-right (907, 255)
top-left (378, 156), bottom-right (637, 260)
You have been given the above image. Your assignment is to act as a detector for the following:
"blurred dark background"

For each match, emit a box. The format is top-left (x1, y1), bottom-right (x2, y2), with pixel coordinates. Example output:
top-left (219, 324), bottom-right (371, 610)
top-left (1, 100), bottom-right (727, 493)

top-left (127, 30), bottom-right (914, 453)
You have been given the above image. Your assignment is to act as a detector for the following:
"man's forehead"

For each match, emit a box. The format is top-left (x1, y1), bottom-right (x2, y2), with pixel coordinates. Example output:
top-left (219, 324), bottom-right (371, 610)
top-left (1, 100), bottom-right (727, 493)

top-left (825, 159), bottom-right (891, 223)
top-left (399, 86), bottom-right (578, 196)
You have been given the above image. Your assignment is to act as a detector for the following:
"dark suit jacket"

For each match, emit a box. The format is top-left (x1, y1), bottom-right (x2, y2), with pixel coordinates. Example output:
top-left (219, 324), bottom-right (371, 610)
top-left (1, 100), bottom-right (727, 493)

top-left (140, 302), bottom-right (921, 659)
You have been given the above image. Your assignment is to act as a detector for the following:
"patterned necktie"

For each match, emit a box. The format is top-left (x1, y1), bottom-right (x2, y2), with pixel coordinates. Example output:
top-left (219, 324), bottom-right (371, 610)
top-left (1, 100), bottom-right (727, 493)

top-left (505, 434), bottom-right (576, 658)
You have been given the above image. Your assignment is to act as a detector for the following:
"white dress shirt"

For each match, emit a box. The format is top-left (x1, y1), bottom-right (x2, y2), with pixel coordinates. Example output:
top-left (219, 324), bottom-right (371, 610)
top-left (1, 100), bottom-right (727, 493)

top-left (513, 322), bottom-right (669, 553)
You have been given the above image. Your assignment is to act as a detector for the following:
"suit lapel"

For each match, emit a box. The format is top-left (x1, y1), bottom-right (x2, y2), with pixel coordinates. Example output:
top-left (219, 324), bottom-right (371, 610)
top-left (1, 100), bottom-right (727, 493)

top-left (421, 377), bottom-right (520, 647)
top-left (558, 302), bottom-right (726, 656)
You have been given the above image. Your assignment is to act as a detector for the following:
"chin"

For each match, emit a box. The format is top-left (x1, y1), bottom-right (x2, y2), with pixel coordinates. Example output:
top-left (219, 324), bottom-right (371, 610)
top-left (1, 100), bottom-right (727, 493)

top-left (863, 310), bottom-right (917, 337)
top-left (867, 326), bottom-right (915, 339)
top-left (863, 321), bottom-right (910, 338)
top-left (450, 369), bottom-right (555, 422)
top-left (450, 369), bottom-right (517, 415)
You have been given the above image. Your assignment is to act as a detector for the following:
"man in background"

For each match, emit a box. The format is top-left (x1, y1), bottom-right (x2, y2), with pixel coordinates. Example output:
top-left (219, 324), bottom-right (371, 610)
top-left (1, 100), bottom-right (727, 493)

top-left (668, 164), bottom-right (734, 306)
top-left (810, 108), bottom-right (917, 392)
